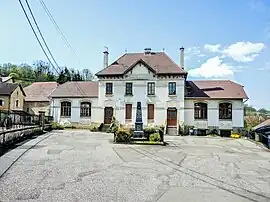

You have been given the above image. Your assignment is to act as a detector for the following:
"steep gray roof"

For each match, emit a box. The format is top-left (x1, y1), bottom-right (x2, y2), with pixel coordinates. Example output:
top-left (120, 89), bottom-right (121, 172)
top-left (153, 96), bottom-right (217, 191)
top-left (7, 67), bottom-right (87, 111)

top-left (0, 83), bottom-right (25, 96)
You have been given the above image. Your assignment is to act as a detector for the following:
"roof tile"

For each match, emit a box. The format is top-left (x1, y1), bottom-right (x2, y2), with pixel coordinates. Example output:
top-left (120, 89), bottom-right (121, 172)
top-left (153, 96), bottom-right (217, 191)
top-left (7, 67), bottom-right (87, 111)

top-left (24, 82), bottom-right (58, 101)
top-left (50, 81), bottom-right (98, 98)
top-left (96, 52), bottom-right (186, 76)
top-left (186, 80), bottom-right (248, 99)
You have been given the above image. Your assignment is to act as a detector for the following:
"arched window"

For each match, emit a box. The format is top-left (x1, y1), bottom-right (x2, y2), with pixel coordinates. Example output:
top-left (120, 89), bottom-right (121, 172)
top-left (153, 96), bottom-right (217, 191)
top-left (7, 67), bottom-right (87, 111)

top-left (61, 101), bottom-right (71, 117)
top-left (80, 102), bottom-right (91, 117)
top-left (219, 103), bottom-right (232, 119)
top-left (194, 102), bottom-right (207, 119)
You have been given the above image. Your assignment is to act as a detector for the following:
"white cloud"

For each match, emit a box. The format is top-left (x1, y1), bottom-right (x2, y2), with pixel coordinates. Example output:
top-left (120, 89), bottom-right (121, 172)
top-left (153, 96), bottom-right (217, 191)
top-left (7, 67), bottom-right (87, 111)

top-left (186, 46), bottom-right (201, 55)
top-left (188, 56), bottom-right (234, 78)
top-left (198, 54), bottom-right (206, 57)
top-left (204, 44), bottom-right (221, 52)
top-left (222, 41), bottom-right (265, 62)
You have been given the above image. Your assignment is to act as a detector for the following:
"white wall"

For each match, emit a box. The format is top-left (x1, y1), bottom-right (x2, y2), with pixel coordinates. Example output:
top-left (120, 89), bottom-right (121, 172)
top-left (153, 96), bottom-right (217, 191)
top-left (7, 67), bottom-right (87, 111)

top-left (184, 99), bottom-right (244, 129)
top-left (51, 97), bottom-right (102, 124)
top-left (98, 63), bottom-right (185, 126)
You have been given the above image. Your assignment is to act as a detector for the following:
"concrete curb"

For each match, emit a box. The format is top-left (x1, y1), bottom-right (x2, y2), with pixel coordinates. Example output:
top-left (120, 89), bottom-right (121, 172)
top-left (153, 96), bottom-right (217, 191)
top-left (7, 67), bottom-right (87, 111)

top-left (0, 132), bottom-right (53, 178)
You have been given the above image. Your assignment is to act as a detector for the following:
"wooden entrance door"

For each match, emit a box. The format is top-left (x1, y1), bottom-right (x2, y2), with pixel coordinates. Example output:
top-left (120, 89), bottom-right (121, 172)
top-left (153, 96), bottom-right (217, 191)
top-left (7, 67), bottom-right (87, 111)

top-left (104, 107), bottom-right (113, 124)
top-left (167, 108), bottom-right (177, 126)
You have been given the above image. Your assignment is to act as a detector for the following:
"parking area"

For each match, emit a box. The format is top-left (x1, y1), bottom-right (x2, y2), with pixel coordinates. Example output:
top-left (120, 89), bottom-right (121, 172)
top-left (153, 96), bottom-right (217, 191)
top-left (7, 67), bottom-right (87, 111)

top-left (0, 130), bottom-right (270, 202)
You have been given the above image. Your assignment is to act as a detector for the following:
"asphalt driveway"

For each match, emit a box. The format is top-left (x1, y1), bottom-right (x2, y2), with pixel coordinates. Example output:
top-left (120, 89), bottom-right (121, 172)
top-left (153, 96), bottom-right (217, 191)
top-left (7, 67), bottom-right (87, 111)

top-left (0, 130), bottom-right (269, 202)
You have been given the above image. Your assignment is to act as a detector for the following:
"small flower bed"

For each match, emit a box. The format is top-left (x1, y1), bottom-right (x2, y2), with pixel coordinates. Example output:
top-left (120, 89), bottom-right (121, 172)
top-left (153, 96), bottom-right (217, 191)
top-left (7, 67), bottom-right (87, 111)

top-left (114, 127), bottom-right (132, 143)
top-left (231, 133), bottom-right (241, 138)
top-left (149, 133), bottom-right (161, 142)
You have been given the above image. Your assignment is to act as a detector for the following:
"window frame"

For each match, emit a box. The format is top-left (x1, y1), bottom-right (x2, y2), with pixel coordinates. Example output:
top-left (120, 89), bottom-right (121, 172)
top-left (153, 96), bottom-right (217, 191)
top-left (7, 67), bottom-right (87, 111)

top-left (60, 101), bottom-right (71, 117)
top-left (125, 104), bottom-right (132, 120)
top-left (80, 102), bottom-right (91, 117)
top-left (219, 103), bottom-right (232, 120)
top-left (194, 102), bottom-right (208, 120)
top-left (147, 82), bottom-right (155, 95)
top-left (105, 82), bottom-right (113, 95)
top-left (168, 82), bottom-right (176, 95)
top-left (125, 82), bottom-right (133, 96)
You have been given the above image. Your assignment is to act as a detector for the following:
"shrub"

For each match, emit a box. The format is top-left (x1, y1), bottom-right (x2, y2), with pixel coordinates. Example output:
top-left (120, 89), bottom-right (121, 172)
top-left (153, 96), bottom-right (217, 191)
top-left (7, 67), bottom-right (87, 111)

top-left (89, 125), bottom-right (98, 132)
top-left (149, 133), bottom-right (161, 142)
top-left (115, 128), bottom-right (132, 143)
top-left (144, 127), bottom-right (157, 134)
top-left (51, 122), bottom-right (64, 130)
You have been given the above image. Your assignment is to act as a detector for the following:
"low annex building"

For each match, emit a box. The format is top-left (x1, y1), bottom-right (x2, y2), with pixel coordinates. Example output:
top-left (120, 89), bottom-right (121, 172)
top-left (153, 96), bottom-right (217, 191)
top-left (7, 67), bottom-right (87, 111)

top-left (24, 82), bottom-right (58, 115)
top-left (50, 48), bottom-right (248, 135)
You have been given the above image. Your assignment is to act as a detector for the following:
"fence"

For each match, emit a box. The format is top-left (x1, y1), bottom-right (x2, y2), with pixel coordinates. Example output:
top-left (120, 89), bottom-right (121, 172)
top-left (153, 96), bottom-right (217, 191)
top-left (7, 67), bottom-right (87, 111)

top-left (0, 110), bottom-right (53, 155)
top-left (0, 110), bottom-right (53, 131)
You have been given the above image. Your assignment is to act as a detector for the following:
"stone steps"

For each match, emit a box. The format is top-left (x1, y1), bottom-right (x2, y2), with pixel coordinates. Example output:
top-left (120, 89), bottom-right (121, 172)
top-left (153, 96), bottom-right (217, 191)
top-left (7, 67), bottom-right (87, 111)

top-left (166, 126), bottom-right (178, 136)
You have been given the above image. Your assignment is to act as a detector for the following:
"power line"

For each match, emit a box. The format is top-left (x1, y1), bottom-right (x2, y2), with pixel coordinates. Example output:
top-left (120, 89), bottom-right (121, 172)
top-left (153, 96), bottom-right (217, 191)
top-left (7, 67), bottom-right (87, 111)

top-left (24, 0), bottom-right (61, 73)
top-left (39, 0), bottom-right (81, 67)
top-left (18, 0), bottom-right (59, 74)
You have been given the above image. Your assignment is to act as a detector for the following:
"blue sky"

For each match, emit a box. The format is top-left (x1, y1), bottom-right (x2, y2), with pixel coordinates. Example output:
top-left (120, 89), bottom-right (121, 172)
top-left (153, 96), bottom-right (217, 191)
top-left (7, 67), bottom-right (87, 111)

top-left (0, 0), bottom-right (269, 109)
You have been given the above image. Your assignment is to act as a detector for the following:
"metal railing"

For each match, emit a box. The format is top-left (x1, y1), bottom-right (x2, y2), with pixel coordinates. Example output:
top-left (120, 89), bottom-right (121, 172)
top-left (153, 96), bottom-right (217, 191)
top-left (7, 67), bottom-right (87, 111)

top-left (0, 110), bottom-right (53, 131)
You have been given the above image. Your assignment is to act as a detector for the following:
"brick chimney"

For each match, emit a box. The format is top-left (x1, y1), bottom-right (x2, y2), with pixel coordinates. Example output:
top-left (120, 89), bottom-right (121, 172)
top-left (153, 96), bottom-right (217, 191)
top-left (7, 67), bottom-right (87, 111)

top-left (180, 47), bottom-right (184, 70)
top-left (103, 47), bottom-right (109, 68)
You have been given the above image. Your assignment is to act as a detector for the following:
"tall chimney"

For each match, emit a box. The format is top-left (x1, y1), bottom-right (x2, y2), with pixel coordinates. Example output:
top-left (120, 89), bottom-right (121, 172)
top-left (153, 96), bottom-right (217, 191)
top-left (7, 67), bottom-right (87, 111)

top-left (180, 47), bottom-right (184, 70)
top-left (103, 46), bottom-right (109, 68)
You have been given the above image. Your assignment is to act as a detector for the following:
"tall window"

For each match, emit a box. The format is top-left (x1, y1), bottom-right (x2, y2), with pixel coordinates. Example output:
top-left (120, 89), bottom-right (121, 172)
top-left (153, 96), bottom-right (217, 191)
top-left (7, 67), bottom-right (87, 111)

top-left (61, 101), bottom-right (71, 117)
top-left (147, 82), bottom-right (155, 95)
top-left (125, 83), bottom-right (133, 95)
top-left (80, 102), bottom-right (91, 117)
top-left (106, 83), bottom-right (113, 95)
top-left (194, 102), bottom-right (207, 119)
top-left (168, 82), bottom-right (176, 95)
top-left (0, 99), bottom-right (3, 106)
top-left (219, 103), bottom-right (232, 119)
top-left (125, 104), bottom-right (132, 119)
top-left (147, 104), bottom-right (154, 120)
top-left (15, 100), bottom-right (19, 108)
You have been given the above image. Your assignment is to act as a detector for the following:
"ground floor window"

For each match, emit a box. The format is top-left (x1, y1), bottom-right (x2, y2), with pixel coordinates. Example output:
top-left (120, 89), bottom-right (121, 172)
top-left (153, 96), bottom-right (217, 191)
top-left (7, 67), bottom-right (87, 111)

top-left (219, 103), bottom-right (232, 120)
top-left (61, 101), bottom-right (71, 117)
top-left (80, 102), bottom-right (91, 117)
top-left (194, 102), bottom-right (207, 119)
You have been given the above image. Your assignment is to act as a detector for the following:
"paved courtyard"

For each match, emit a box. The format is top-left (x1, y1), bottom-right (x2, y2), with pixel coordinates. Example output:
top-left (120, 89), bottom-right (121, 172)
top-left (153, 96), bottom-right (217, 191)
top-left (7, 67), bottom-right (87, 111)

top-left (0, 130), bottom-right (270, 202)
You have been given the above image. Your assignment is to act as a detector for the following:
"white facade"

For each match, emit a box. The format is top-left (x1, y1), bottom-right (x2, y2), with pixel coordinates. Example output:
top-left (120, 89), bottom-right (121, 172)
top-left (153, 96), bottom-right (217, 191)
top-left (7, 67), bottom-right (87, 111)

top-left (50, 61), bottom-right (245, 133)
top-left (184, 99), bottom-right (244, 131)
top-left (98, 63), bottom-right (185, 127)
top-left (51, 97), bottom-right (102, 125)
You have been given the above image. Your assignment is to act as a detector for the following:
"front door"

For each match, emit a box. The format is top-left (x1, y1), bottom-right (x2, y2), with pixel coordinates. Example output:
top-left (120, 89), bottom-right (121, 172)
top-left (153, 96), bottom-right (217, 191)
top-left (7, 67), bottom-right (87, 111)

top-left (104, 107), bottom-right (113, 124)
top-left (167, 108), bottom-right (177, 126)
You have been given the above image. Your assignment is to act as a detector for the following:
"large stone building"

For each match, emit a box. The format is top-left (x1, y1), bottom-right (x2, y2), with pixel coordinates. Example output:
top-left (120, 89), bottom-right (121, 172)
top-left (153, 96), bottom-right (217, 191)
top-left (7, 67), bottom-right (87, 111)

top-left (50, 48), bottom-right (248, 135)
